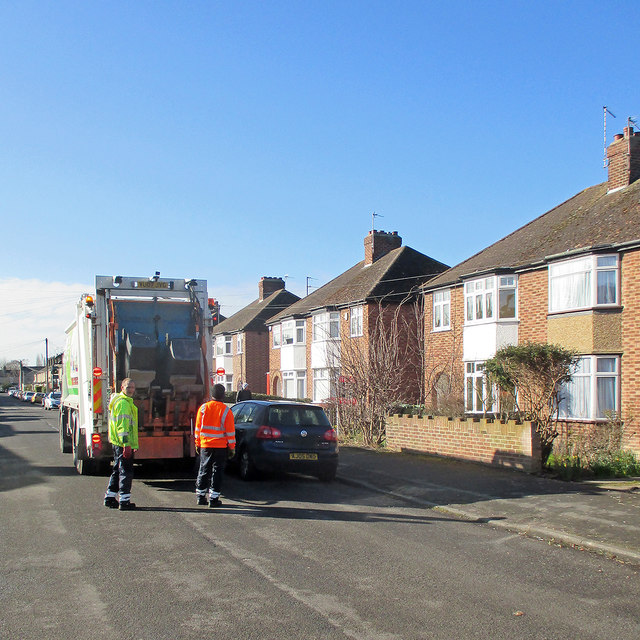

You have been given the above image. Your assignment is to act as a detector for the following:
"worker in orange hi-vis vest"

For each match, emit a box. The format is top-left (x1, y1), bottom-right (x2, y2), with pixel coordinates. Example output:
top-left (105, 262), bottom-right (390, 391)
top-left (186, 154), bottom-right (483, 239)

top-left (194, 383), bottom-right (235, 507)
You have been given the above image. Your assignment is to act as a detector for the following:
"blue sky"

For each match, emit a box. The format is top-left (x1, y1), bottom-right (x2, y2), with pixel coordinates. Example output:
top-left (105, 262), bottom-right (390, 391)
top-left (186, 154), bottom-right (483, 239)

top-left (1, 1), bottom-right (638, 364)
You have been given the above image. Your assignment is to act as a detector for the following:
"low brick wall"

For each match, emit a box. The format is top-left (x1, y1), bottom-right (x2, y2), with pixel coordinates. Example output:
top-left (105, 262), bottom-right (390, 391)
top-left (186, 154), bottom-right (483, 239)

top-left (386, 414), bottom-right (541, 473)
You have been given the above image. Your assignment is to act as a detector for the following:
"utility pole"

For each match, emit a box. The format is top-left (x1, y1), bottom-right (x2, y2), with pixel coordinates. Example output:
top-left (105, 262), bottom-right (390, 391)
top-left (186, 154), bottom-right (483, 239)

top-left (45, 338), bottom-right (49, 391)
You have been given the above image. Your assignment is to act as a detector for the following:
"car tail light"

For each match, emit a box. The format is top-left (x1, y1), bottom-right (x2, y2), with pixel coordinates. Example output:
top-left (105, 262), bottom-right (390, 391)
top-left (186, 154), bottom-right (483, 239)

top-left (323, 428), bottom-right (338, 442)
top-left (256, 425), bottom-right (282, 439)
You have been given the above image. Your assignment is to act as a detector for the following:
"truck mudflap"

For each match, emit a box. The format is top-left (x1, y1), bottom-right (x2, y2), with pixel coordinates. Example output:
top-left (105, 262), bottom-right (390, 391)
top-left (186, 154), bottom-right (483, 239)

top-left (136, 432), bottom-right (195, 460)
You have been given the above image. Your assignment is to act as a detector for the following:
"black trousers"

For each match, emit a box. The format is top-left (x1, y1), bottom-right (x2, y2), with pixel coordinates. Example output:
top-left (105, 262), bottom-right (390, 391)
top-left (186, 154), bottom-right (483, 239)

top-left (196, 448), bottom-right (227, 499)
top-left (106, 446), bottom-right (134, 502)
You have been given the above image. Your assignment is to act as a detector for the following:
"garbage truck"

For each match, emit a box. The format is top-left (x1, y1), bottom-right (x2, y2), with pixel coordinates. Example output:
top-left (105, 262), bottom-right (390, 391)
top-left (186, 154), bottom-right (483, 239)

top-left (60, 274), bottom-right (214, 474)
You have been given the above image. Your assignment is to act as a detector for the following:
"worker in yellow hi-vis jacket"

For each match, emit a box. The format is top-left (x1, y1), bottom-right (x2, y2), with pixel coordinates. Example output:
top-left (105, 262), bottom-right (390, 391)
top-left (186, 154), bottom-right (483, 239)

top-left (104, 378), bottom-right (139, 511)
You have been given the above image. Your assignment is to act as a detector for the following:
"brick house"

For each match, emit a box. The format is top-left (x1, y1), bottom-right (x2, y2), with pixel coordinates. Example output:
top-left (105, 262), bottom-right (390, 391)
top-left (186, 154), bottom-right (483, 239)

top-left (422, 124), bottom-right (640, 455)
top-left (212, 277), bottom-right (300, 393)
top-left (266, 231), bottom-right (448, 403)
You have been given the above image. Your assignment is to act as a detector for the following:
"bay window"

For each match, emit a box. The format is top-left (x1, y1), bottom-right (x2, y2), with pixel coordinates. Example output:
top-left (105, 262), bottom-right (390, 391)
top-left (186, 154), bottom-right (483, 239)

top-left (283, 320), bottom-right (306, 345)
top-left (558, 356), bottom-right (619, 420)
top-left (464, 275), bottom-right (517, 323)
top-left (272, 325), bottom-right (281, 348)
top-left (313, 368), bottom-right (337, 403)
top-left (313, 311), bottom-right (340, 341)
top-left (464, 362), bottom-right (496, 413)
top-left (549, 254), bottom-right (618, 313)
top-left (283, 370), bottom-right (306, 399)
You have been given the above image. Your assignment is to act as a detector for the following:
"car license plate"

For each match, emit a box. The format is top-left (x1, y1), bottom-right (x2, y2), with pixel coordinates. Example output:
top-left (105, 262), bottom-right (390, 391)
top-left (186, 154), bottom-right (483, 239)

top-left (289, 453), bottom-right (318, 461)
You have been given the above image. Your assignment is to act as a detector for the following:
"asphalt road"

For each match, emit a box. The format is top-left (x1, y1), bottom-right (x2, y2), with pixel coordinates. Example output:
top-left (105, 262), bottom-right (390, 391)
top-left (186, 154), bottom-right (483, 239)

top-left (1, 395), bottom-right (639, 640)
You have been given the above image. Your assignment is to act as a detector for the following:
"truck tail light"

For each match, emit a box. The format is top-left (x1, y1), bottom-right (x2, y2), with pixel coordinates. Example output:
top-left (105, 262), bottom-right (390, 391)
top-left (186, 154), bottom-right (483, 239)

top-left (91, 434), bottom-right (102, 451)
top-left (256, 425), bottom-right (282, 439)
top-left (323, 428), bottom-right (338, 442)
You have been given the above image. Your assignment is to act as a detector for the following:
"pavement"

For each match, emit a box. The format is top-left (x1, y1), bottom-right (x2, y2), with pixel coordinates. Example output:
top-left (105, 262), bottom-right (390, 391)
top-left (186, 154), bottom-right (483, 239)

top-left (336, 445), bottom-right (640, 566)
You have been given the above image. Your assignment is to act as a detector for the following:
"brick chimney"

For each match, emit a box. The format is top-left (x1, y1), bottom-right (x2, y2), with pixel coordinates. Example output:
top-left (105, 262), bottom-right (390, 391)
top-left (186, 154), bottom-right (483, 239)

top-left (607, 125), bottom-right (640, 192)
top-left (364, 230), bottom-right (402, 265)
top-left (258, 277), bottom-right (285, 301)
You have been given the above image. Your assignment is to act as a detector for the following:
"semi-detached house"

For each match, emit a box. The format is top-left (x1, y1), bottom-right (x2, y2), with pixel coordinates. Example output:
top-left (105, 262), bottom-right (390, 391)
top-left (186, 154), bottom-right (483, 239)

top-left (266, 231), bottom-right (449, 403)
top-left (422, 124), bottom-right (640, 455)
top-left (212, 277), bottom-right (300, 394)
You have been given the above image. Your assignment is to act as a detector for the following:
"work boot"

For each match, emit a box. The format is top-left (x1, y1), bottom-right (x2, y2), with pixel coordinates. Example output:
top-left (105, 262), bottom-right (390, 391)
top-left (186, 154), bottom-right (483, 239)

top-left (104, 497), bottom-right (118, 509)
top-left (208, 498), bottom-right (222, 508)
top-left (119, 501), bottom-right (137, 511)
top-left (197, 496), bottom-right (208, 506)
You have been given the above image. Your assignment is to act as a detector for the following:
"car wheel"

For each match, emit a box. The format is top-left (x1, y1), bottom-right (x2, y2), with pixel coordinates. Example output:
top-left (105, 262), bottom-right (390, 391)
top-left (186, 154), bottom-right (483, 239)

top-left (239, 447), bottom-right (257, 481)
top-left (72, 413), bottom-right (94, 475)
top-left (317, 466), bottom-right (337, 483)
top-left (59, 410), bottom-right (72, 454)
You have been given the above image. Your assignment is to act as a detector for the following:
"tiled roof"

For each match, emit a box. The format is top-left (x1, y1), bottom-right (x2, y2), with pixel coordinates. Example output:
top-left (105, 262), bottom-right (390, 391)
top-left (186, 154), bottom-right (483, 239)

top-left (424, 180), bottom-right (640, 290)
top-left (268, 246), bottom-right (449, 322)
top-left (213, 289), bottom-right (300, 335)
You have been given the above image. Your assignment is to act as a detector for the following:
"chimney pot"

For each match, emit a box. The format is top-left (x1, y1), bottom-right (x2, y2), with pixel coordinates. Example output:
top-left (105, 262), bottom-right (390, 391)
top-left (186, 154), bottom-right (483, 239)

top-left (258, 277), bottom-right (285, 301)
top-left (364, 230), bottom-right (403, 265)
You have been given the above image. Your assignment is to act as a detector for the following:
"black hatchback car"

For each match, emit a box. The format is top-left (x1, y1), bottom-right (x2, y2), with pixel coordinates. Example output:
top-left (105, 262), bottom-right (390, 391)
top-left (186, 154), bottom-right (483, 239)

top-left (229, 400), bottom-right (338, 482)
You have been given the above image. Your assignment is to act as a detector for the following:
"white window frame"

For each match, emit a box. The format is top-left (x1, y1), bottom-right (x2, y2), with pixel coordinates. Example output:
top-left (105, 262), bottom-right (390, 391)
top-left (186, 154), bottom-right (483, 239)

top-left (282, 319), bottom-right (306, 345)
top-left (432, 289), bottom-right (451, 331)
top-left (312, 311), bottom-right (340, 342)
top-left (558, 355), bottom-right (619, 421)
top-left (350, 306), bottom-right (363, 337)
top-left (215, 336), bottom-right (224, 356)
top-left (464, 275), bottom-right (518, 324)
top-left (548, 254), bottom-right (619, 313)
top-left (464, 361), bottom-right (496, 413)
top-left (296, 319), bottom-right (306, 344)
top-left (223, 336), bottom-right (232, 355)
top-left (272, 325), bottom-right (281, 348)
top-left (216, 373), bottom-right (233, 392)
top-left (236, 333), bottom-right (243, 354)
top-left (282, 370), bottom-right (306, 399)
top-left (313, 368), bottom-right (337, 403)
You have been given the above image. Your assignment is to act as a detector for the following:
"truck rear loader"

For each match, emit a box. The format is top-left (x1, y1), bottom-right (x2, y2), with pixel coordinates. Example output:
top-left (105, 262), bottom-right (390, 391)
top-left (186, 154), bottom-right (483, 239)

top-left (60, 275), bottom-right (214, 474)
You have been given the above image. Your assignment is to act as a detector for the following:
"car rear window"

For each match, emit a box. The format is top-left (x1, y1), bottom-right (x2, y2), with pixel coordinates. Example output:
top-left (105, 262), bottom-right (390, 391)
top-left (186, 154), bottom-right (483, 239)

top-left (267, 406), bottom-right (331, 428)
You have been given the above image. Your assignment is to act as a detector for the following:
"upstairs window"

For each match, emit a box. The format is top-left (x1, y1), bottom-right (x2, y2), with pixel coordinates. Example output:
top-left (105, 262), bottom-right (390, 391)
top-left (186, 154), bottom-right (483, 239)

top-left (433, 289), bottom-right (451, 330)
top-left (313, 312), bottom-right (340, 341)
top-left (549, 255), bottom-right (618, 313)
top-left (350, 306), bottom-right (363, 337)
top-left (282, 320), bottom-right (306, 345)
top-left (272, 325), bottom-right (281, 348)
top-left (464, 275), bottom-right (517, 323)
top-left (236, 333), bottom-right (243, 354)
top-left (215, 336), bottom-right (231, 356)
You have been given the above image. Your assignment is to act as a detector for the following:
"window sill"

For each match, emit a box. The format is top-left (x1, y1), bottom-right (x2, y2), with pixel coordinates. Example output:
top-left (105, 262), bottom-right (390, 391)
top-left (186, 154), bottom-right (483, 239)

top-left (463, 318), bottom-right (519, 327)
top-left (431, 326), bottom-right (451, 333)
top-left (547, 305), bottom-right (622, 317)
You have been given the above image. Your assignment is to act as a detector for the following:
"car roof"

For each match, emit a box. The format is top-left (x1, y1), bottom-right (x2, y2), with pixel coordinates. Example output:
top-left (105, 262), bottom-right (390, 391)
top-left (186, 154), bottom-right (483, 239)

top-left (233, 400), bottom-right (324, 409)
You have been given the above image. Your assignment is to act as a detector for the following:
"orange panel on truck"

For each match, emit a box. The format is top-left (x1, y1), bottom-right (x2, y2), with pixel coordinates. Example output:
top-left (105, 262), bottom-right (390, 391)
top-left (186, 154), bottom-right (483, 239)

top-left (136, 435), bottom-right (184, 460)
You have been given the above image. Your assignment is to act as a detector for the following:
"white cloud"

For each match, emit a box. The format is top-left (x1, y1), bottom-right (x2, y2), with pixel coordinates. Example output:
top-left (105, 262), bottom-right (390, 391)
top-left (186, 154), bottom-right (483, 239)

top-left (0, 278), bottom-right (92, 365)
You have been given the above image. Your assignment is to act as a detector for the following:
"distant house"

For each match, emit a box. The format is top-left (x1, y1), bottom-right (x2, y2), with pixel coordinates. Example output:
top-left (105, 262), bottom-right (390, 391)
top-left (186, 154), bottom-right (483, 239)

top-left (0, 361), bottom-right (20, 388)
top-left (212, 278), bottom-right (300, 393)
top-left (422, 123), bottom-right (640, 455)
top-left (266, 231), bottom-right (449, 403)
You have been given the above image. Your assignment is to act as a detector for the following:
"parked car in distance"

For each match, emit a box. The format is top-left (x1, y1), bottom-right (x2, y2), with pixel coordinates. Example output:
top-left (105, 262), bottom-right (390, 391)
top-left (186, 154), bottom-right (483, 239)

top-left (31, 392), bottom-right (46, 404)
top-left (229, 400), bottom-right (339, 482)
top-left (43, 391), bottom-right (61, 410)
top-left (22, 391), bottom-right (35, 402)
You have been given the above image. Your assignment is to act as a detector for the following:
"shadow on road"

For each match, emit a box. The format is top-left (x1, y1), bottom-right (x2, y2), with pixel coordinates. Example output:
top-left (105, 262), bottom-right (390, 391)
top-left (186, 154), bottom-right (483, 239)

top-left (132, 502), bottom-right (506, 525)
